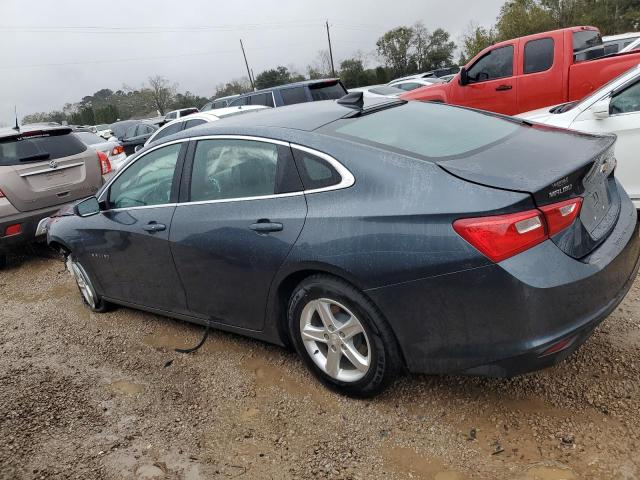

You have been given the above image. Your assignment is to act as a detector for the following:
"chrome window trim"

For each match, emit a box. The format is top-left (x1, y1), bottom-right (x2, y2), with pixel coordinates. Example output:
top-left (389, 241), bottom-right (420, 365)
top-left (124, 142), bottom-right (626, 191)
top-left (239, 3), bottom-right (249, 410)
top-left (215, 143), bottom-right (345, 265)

top-left (97, 138), bottom-right (189, 203)
top-left (102, 203), bottom-right (177, 213)
top-left (19, 161), bottom-right (85, 177)
top-left (98, 135), bottom-right (355, 210)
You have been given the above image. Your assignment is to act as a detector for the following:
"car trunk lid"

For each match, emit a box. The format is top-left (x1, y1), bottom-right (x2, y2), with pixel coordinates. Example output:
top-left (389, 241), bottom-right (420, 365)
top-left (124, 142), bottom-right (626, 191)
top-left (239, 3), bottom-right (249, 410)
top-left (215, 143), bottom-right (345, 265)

top-left (0, 128), bottom-right (102, 212)
top-left (437, 124), bottom-right (619, 258)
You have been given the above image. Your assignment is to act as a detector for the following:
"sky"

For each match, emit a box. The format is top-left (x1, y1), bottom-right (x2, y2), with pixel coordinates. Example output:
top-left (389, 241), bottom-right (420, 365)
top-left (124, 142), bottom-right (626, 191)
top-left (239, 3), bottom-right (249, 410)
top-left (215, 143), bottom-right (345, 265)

top-left (0, 0), bottom-right (505, 126)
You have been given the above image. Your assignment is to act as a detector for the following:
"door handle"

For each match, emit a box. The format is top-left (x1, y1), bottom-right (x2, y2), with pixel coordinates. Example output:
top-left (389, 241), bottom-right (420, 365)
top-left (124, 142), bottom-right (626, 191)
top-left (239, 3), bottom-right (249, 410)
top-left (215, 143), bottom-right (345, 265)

top-left (495, 84), bottom-right (513, 91)
top-left (249, 220), bottom-right (283, 233)
top-left (143, 222), bottom-right (166, 232)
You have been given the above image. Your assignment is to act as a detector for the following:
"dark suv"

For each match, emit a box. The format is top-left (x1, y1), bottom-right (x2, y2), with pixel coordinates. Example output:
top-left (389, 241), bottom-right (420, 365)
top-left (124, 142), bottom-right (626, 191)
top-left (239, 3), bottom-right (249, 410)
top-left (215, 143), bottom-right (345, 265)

top-left (228, 79), bottom-right (347, 108)
top-left (0, 126), bottom-right (104, 267)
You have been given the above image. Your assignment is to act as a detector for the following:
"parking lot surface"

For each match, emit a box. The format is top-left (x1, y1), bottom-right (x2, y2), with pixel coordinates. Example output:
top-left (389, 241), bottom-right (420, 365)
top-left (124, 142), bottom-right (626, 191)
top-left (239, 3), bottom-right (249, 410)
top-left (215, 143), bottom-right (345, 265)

top-left (1, 250), bottom-right (640, 479)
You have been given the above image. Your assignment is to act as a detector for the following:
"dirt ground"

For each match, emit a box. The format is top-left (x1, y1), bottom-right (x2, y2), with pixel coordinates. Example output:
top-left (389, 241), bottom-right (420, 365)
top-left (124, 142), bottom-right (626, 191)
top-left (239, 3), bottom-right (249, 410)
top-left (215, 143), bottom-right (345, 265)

top-left (1, 249), bottom-right (639, 480)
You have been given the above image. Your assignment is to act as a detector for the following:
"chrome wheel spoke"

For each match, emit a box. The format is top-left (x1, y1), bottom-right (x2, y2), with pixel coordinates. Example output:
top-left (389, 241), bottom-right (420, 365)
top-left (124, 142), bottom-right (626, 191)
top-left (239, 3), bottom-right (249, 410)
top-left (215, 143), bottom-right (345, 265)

top-left (301, 325), bottom-right (327, 343)
top-left (315, 300), bottom-right (337, 330)
top-left (325, 347), bottom-right (341, 378)
top-left (338, 316), bottom-right (363, 340)
top-left (341, 342), bottom-right (369, 373)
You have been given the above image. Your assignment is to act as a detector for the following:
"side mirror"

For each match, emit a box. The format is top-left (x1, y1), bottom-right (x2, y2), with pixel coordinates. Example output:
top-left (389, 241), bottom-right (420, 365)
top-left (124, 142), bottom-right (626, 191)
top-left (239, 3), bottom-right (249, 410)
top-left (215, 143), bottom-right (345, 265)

top-left (74, 196), bottom-right (101, 217)
top-left (591, 98), bottom-right (611, 119)
top-left (459, 67), bottom-right (469, 86)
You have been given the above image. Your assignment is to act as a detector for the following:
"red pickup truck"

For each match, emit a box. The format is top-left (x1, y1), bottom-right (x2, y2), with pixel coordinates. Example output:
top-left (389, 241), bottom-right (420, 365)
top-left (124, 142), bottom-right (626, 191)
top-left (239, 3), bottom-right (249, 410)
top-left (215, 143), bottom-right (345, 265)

top-left (401, 26), bottom-right (640, 115)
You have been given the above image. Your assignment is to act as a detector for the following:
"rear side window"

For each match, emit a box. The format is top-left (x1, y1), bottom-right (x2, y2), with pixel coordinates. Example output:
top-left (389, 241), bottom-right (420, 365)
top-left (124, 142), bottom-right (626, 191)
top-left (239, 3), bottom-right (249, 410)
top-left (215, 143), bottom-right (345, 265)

top-left (292, 149), bottom-right (341, 190)
top-left (281, 87), bottom-right (308, 105)
top-left (190, 139), bottom-right (278, 201)
top-left (468, 45), bottom-right (514, 82)
top-left (0, 131), bottom-right (87, 166)
top-left (524, 38), bottom-right (554, 74)
top-left (248, 93), bottom-right (275, 107)
top-left (309, 82), bottom-right (347, 101)
top-left (573, 30), bottom-right (602, 53)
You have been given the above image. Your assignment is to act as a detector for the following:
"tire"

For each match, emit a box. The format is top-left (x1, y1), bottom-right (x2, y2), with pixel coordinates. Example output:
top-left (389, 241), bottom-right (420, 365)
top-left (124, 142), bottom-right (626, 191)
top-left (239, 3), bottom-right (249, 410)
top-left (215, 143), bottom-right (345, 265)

top-left (288, 274), bottom-right (402, 397)
top-left (68, 255), bottom-right (110, 313)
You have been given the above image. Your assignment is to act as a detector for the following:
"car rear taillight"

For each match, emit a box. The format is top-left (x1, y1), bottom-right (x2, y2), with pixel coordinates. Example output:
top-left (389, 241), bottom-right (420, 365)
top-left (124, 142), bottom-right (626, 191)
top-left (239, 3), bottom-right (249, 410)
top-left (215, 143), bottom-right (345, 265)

top-left (98, 151), bottom-right (112, 175)
top-left (111, 145), bottom-right (124, 156)
top-left (453, 197), bottom-right (583, 262)
top-left (453, 210), bottom-right (547, 263)
top-left (539, 197), bottom-right (583, 236)
top-left (4, 224), bottom-right (22, 237)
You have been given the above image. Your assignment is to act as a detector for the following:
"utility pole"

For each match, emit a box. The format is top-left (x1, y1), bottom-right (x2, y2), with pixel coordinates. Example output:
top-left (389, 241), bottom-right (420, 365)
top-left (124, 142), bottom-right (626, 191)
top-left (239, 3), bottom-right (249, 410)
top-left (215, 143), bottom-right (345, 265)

top-left (240, 39), bottom-right (255, 91)
top-left (326, 20), bottom-right (336, 77)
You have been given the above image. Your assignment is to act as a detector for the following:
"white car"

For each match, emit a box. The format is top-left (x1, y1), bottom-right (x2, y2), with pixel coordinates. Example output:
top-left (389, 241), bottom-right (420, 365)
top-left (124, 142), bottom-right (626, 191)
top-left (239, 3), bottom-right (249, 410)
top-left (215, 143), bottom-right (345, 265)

top-left (519, 64), bottom-right (640, 207)
top-left (621, 37), bottom-right (640, 54)
top-left (144, 105), bottom-right (269, 148)
top-left (348, 85), bottom-right (405, 98)
top-left (387, 77), bottom-right (444, 92)
top-left (603, 32), bottom-right (640, 53)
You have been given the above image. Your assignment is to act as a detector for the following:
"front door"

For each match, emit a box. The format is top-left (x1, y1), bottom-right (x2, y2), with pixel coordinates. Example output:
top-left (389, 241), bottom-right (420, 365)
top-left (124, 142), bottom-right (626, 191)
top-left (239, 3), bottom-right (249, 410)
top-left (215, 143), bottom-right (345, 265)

top-left (462, 44), bottom-right (518, 115)
top-left (170, 138), bottom-right (307, 330)
top-left (89, 142), bottom-right (188, 312)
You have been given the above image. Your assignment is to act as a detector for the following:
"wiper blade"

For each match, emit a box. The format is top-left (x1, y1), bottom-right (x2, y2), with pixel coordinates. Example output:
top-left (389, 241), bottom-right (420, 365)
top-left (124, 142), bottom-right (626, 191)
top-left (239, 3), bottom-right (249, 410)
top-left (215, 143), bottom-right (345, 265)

top-left (19, 153), bottom-right (50, 162)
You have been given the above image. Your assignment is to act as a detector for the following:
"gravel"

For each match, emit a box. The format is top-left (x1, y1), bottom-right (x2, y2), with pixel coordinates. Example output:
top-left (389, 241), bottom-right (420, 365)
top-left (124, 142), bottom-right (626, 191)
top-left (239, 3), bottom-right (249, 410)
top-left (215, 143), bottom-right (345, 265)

top-left (1, 249), bottom-right (639, 479)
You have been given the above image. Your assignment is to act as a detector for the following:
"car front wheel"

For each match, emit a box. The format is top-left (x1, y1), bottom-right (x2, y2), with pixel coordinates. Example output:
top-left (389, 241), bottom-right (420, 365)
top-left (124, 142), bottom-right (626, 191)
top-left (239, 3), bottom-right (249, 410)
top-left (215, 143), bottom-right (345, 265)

top-left (68, 255), bottom-right (109, 313)
top-left (288, 275), bottom-right (402, 397)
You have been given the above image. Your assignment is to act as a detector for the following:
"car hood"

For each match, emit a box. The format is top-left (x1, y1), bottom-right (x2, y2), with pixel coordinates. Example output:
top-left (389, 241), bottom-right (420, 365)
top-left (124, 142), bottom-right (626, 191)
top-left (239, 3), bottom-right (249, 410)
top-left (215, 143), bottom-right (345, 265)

top-left (517, 105), bottom-right (559, 122)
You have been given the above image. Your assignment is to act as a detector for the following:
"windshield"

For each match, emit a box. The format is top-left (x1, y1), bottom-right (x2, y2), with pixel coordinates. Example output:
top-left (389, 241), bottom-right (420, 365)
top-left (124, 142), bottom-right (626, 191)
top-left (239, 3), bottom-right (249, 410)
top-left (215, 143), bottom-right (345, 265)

top-left (329, 101), bottom-right (520, 159)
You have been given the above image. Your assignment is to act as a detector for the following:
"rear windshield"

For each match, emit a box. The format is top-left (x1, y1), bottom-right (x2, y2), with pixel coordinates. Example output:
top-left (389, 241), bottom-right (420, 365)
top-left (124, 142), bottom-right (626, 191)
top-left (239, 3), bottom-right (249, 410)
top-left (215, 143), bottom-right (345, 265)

top-left (0, 131), bottom-right (87, 166)
top-left (573, 30), bottom-right (602, 53)
top-left (309, 81), bottom-right (347, 101)
top-left (74, 131), bottom-right (104, 145)
top-left (329, 101), bottom-right (520, 159)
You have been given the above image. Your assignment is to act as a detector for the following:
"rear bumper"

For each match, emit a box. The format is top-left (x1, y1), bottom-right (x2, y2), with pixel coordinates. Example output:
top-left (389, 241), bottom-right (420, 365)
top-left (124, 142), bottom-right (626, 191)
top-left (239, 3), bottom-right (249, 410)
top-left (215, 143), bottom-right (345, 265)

top-left (0, 203), bottom-right (70, 252)
top-left (367, 183), bottom-right (640, 376)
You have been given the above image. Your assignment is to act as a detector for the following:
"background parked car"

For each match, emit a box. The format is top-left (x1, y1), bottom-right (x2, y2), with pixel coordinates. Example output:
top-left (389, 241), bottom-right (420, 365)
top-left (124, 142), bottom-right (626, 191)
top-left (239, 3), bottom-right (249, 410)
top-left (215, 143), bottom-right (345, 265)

top-left (621, 37), bottom-right (640, 54)
top-left (144, 105), bottom-right (269, 148)
top-left (227, 79), bottom-right (347, 108)
top-left (0, 125), bottom-right (104, 268)
top-left (92, 123), bottom-right (113, 139)
top-left (348, 85), bottom-right (405, 98)
top-left (603, 32), bottom-right (640, 54)
top-left (73, 128), bottom-right (126, 177)
top-left (161, 108), bottom-right (199, 126)
top-left (109, 120), bottom-right (158, 155)
top-left (387, 77), bottom-right (444, 91)
top-left (519, 64), bottom-right (640, 207)
top-left (200, 94), bottom-right (240, 111)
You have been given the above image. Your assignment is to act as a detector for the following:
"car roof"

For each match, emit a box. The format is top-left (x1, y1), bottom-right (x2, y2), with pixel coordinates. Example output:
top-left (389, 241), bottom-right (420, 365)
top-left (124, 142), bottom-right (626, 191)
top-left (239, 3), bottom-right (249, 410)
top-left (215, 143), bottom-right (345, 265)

top-left (235, 78), bottom-right (342, 97)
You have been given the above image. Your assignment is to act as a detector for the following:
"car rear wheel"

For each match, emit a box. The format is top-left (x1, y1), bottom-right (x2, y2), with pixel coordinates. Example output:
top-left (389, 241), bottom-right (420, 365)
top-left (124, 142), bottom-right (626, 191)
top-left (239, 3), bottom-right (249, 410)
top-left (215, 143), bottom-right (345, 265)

top-left (288, 275), bottom-right (402, 397)
top-left (68, 255), bottom-right (109, 313)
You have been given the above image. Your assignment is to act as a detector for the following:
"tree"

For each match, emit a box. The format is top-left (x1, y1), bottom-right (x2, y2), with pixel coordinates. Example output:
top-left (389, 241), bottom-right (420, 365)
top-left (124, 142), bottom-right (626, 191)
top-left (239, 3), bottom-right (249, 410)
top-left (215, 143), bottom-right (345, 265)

top-left (214, 77), bottom-right (252, 98)
top-left (172, 91), bottom-right (209, 109)
top-left (307, 50), bottom-right (333, 79)
top-left (412, 25), bottom-right (456, 71)
top-left (459, 24), bottom-right (497, 64)
top-left (254, 66), bottom-right (300, 90)
top-left (376, 26), bottom-right (416, 77)
top-left (147, 75), bottom-right (176, 115)
top-left (339, 58), bottom-right (369, 88)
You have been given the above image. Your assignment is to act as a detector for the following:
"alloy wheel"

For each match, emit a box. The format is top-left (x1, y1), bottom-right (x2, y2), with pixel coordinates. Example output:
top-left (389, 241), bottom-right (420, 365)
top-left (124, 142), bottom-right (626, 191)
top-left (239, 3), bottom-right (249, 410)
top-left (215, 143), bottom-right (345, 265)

top-left (71, 261), bottom-right (97, 309)
top-left (299, 298), bottom-right (371, 382)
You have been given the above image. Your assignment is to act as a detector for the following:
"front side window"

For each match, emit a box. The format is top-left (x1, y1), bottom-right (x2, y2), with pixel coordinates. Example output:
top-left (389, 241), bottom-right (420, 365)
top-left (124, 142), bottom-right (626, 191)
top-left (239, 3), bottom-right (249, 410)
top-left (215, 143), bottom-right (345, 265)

top-left (153, 122), bottom-right (183, 143)
top-left (166, 112), bottom-right (177, 120)
top-left (524, 38), bottom-right (554, 74)
top-left (610, 81), bottom-right (640, 115)
top-left (109, 143), bottom-right (182, 208)
top-left (467, 45), bottom-right (514, 82)
top-left (190, 139), bottom-right (278, 202)
top-left (229, 96), bottom-right (249, 107)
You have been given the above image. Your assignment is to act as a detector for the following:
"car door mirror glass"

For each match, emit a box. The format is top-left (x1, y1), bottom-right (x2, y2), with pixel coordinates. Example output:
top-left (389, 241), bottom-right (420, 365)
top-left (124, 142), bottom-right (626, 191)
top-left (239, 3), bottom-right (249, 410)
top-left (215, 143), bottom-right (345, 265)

top-left (591, 98), bottom-right (611, 119)
top-left (74, 196), bottom-right (101, 217)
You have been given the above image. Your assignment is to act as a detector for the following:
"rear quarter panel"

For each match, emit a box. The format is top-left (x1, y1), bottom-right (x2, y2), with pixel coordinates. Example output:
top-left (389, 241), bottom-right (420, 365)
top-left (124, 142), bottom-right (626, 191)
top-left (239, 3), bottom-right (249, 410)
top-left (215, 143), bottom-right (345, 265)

top-left (569, 51), bottom-right (640, 101)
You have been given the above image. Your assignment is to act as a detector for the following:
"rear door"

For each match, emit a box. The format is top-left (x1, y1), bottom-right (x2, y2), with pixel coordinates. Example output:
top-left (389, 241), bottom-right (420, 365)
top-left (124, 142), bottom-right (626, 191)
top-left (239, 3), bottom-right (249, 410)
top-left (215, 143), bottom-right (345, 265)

top-left (88, 141), bottom-right (188, 311)
top-left (517, 36), bottom-right (566, 113)
top-left (462, 44), bottom-right (518, 114)
top-left (169, 137), bottom-right (307, 330)
top-left (0, 129), bottom-right (102, 212)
